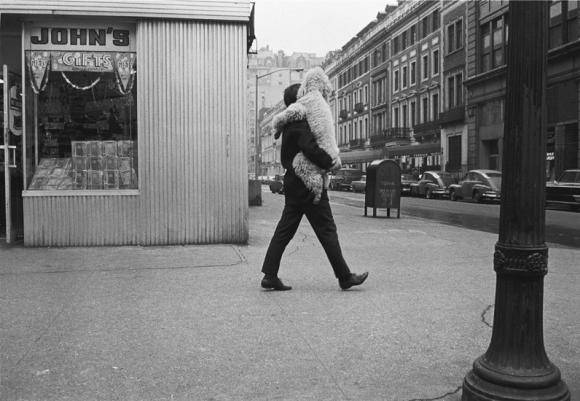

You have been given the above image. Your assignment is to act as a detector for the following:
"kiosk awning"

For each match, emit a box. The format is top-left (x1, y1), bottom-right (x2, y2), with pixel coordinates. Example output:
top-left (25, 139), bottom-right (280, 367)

top-left (0, 1), bottom-right (254, 22)
top-left (340, 149), bottom-right (384, 164)
top-left (386, 143), bottom-right (441, 157)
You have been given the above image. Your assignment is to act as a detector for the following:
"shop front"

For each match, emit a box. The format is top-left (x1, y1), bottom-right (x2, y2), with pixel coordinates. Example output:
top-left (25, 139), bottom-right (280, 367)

top-left (0, 1), bottom-right (254, 246)
top-left (385, 142), bottom-right (442, 174)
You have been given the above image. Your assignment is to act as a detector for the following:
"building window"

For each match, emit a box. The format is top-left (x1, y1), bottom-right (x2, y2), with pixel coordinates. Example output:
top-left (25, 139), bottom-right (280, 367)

top-left (456, 74), bottom-right (463, 106)
top-left (393, 36), bottom-right (400, 54)
top-left (422, 54), bottom-right (429, 80)
top-left (410, 101), bottom-right (416, 127)
top-left (402, 31), bottom-right (408, 50)
top-left (549, 0), bottom-right (580, 48)
top-left (432, 92), bottom-right (439, 120)
top-left (421, 16), bottom-right (429, 39)
top-left (394, 69), bottom-right (400, 92)
top-left (447, 18), bottom-right (463, 54)
top-left (26, 50), bottom-right (138, 191)
top-left (410, 25), bottom-right (417, 45)
top-left (448, 76), bottom-right (455, 109)
top-left (447, 72), bottom-right (463, 109)
top-left (393, 107), bottom-right (400, 128)
top-left (402, 65), bottom-right (408, 88)
top-left (480, 15), bottom-right (509, 72)
top-left (432, 49), bottom-right (440, 76)
top-left (433, 9), bottom-right (440, 31)
top-left (402, 104), bottom-right (408, 128)
top-left (381, 43), bottom-right (386, 62)
top-left (422, 97), bottom-right (429, 123)
top-left (410, 60), bottom-right (416, 85)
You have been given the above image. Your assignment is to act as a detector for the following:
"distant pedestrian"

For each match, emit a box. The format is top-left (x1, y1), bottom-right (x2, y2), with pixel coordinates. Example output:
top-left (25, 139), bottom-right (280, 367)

top-left (260, 83), bottom-right (368, 291)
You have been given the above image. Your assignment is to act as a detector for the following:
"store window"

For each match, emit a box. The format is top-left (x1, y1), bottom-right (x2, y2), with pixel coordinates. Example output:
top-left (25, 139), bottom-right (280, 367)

top-left (25, 23), bottom-right (137, 191)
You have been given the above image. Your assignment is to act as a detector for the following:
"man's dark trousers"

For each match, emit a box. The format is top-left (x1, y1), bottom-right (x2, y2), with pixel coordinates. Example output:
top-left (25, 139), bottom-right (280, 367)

top-left (261, 192), bottom-right (352, 280)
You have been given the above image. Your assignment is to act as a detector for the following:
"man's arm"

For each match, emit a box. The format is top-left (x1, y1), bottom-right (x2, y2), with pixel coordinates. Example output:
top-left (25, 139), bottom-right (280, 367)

top-left (291, 120), bottom-right (334, 170)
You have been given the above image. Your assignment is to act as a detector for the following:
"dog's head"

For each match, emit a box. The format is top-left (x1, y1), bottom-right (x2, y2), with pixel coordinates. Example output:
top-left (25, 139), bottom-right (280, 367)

top-left (297, 67), bottom-right (333, 101)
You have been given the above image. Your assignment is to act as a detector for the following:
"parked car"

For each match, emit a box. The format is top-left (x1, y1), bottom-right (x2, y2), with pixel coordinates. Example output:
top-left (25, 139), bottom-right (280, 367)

top-left (329, 168), bottom-right (362, 191)
top-left (410, 171), bottom-right (457, 199)
top-left (351, 175), bottom-right (367, 193)
top-left (400, 173), bottom-right (416, 196)
top-left (269, 174), bottom-right (284, 194)
top-left (449, 169), bottom-right (502, 202)
top-left (545, 169), bottom-right (580, 211)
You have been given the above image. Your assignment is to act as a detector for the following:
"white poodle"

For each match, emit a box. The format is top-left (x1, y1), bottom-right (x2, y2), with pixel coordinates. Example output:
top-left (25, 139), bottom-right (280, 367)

top-left (272, 67), bottom-right (340, 204)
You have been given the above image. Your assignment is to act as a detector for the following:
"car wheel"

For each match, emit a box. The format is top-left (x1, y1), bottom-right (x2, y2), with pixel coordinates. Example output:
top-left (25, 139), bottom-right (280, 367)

top-left (450, 190), bottom-right (458, 201)
top-left (425, 189), bottom-right (432, 199)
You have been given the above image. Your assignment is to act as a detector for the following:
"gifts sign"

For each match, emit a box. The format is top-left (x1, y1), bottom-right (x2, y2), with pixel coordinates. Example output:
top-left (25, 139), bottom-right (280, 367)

top-left (27, 51), bottom-right (51, 93)
top-left (26, 50), bottom-right (136, 94)
top-left (114, 52), bottom-right (136, 95)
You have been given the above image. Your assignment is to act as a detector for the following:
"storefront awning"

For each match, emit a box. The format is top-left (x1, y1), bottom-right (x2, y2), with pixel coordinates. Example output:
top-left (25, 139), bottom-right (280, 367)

top-left (0, 1), bottom-right (255, 22)
top-left (340, 149), bottom-right (384, 164)
top-left (386, 143), bottom-right (441, 158)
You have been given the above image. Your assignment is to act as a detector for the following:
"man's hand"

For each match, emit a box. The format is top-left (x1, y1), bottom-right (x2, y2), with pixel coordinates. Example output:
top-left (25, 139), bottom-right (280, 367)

top-left (330, 156), bottom-right (342, 172)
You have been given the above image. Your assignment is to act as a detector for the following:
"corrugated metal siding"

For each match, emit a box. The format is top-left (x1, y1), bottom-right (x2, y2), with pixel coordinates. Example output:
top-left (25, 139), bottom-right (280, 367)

top-left (0, 0), bottom-right (253, 22)
top-left (24, 193), bottom-right (140, 246)
top-left (22, 18), bottom-right (249, 247)
top-left (137, 19), bottom-right (248, 245)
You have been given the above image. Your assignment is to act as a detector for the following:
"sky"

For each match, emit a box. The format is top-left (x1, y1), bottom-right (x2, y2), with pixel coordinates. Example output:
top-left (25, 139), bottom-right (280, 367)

top-left (253, 0), bottom-right (399, 57)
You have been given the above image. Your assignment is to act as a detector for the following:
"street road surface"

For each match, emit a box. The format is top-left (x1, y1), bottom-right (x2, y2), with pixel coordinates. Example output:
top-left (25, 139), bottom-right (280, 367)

top-left (327, 191), bottom-right (580, 249)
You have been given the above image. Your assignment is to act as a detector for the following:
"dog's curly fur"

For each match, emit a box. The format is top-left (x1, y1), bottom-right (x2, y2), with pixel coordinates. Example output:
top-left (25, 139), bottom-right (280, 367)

top-left (272, 67), bottom-right (340, 204)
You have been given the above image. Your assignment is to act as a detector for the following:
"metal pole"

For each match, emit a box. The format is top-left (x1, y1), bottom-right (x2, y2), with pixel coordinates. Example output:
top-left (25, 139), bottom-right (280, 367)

top-left (255, 74), bottom-right (259, 180)
top-left (462, 2), bottom-right (569, 400)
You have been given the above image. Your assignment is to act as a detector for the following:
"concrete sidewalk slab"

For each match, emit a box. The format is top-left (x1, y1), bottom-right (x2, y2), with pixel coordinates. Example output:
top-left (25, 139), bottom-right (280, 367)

top-left (0, 191), bottom-right (578, 400)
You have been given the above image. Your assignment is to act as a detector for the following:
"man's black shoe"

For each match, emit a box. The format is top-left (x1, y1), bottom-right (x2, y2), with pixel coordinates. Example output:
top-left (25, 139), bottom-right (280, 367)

top-left (261, 275), bottom-right (292, 291)
top-left (339, 272), bottom-right (369, 290)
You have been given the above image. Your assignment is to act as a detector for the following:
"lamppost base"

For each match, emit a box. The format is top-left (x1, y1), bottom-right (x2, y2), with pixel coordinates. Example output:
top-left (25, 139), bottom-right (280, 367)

top-left (463, 369), bottom-right (570, 401)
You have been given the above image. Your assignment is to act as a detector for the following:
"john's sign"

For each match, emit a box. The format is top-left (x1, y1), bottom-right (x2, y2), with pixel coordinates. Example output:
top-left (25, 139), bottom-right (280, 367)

top-left (26, 22), bottom-right (135, 52)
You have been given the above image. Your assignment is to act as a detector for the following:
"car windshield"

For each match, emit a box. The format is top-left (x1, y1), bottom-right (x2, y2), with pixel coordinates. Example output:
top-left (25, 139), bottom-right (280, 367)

top-left (485, 172), bottom-right (502, 188)
top-left (401, 174), bottom-right (414, 181)
top-left (557, 171), bottom-right (580, 183)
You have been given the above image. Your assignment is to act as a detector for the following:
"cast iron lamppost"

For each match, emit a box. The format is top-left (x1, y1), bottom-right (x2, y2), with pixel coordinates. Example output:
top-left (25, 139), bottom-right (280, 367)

top-left (462, 2), bottom-right (570, 400)
top-left (254, 68), bottom-right (304, 181)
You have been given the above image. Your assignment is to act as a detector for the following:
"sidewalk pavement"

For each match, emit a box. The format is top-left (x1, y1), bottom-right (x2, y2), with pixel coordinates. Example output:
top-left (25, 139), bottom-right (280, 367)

top-left (1, 190), bottom-right (578, 401)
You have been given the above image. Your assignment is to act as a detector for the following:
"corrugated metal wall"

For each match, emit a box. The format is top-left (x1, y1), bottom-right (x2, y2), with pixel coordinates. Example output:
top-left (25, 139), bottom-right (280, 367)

top-left (23, 19), bottom-right (249, 246)
top-left (137, 20), bottom-right (248, 245)
top-left (24, 193), bottom-right (141, 246)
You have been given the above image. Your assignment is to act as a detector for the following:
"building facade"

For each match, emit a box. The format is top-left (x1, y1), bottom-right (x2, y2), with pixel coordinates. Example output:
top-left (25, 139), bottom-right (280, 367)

top-left (465, 0), bottom-right (580, 179)
top-left (326, 1), bottom-right (444, 174)
top-left (440, 0), bottom-right (468, 176)
top-left (324, 0), bottom-right (579, 180)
